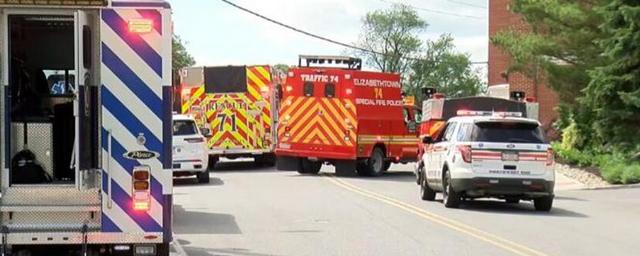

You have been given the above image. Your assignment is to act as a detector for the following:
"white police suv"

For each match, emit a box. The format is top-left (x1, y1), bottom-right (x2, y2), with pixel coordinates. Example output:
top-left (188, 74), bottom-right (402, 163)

top-left (173, 114), bottom-right (211, 183)
top-left (417, 111), bottom-right (554, 211)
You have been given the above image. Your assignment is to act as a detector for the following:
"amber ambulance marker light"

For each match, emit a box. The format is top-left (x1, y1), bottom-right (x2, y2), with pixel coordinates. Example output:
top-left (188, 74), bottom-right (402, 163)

top-left (128, 19), bottom-right (153, 34)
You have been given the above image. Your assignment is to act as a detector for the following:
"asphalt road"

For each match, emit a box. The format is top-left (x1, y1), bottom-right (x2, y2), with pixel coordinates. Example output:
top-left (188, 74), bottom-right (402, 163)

top-left (172, 160), bottom-right (640, 256)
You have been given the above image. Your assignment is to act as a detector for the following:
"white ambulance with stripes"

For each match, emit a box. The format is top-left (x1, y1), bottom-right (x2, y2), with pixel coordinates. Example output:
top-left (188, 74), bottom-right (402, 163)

top-left (418, 101), bottom-right (555, 211)
top-left (0, 0), bottom-right (174, 255)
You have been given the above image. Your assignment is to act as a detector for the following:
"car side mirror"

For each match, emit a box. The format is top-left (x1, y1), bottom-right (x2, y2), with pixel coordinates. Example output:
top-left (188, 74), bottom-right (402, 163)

top-left (422, 136), bottom-right (433, 144)
top-left (201, 127), bottom-right (212, 137)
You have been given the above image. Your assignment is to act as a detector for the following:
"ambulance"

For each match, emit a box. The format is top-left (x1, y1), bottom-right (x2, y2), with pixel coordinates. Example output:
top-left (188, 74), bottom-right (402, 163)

top-left (178, 65), bottom-right (279, 168)
top-left (276, 55), bottom-right (420, 176)
top-left (0, 0), bottom-right (173, 254)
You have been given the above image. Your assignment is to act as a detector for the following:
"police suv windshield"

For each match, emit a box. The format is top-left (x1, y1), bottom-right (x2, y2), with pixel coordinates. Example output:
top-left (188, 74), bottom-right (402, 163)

top-left (173, 120), bottom-right (199, 136)
top-left (470, 121), bottom-right (545, 144)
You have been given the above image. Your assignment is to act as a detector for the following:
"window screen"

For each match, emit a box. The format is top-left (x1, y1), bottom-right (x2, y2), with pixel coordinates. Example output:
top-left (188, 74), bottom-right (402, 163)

top-left (303, 82), bottom-right (314, 97)
top-left (325, 83), bottom-right (335, 98)
top-left (204, 66), bottom-right (247, 93)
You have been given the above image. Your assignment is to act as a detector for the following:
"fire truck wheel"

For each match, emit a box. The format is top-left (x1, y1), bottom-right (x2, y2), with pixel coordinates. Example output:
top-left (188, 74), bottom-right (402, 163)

top-left (197, 171), bottom-right (210, 183)
top-left (367, 147), bottom-right (386, 177)
top-left (383, 161), bottom-right (392, 171)
top-left (208, 155), bottom-right (219, 171)
top-left (299, 159), bottom-right (321, 175)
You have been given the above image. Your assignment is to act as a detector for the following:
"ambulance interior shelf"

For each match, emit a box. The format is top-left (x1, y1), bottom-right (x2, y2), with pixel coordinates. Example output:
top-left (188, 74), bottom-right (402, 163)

top-left (8, 15), bottom-right (76, 185)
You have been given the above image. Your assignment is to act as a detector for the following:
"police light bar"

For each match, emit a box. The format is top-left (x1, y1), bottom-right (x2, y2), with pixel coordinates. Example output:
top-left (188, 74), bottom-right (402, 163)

top-left (0, 0), bottom-right (108, 6)
top-left (456, 110), bottom-right (523, 117)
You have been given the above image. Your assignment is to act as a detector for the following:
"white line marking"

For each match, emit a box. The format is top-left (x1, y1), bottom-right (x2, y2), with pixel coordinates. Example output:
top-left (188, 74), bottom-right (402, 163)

top-left (172, 234), bottom-right (189, 256)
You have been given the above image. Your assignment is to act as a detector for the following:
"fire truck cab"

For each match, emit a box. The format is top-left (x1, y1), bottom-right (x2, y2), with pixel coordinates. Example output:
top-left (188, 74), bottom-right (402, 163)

top-left (0, 1), bottom-right (174, 255)
top-left (276, 55), bottom-right (420, 176)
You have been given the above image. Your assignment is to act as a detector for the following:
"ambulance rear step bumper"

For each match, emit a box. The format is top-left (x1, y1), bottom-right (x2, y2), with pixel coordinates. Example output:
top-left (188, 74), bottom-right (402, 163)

top-left (3, 232), bottom-right (164, 245)
top-left (3, 223), bottom-right (100, 233)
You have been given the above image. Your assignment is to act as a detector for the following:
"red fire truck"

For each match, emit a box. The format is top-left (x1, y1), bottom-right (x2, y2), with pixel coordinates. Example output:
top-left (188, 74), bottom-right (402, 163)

top-left (275, 55), bottom-right (420, 176)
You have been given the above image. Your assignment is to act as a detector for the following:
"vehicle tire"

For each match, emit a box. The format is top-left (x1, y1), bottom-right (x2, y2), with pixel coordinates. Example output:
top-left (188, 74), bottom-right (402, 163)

top-left (277, 156), bottom-right (300, 171)
top-left (335, 160), bottom-right (356, 177)
top-left (299, 159), bottom-right (321, 175)
top-left (157, 242), bottom-right (171, 256)
top-left (420, 171), bottom-right (436, 201)
top-left (197, 171), bottom-right (210, 183)
top-left (534, 196), bottom-right (553, 211)
top-left (442, 170), bottom-right (461, 208)
top-left (356, 162), bottom-right (369, 176)
top-left (365, 147), bottom-right (386, 177)
top-left (383, 161), bottom-right (392, 171)
top-left (505, 198), bottom-right (520, 204)
top-left (208, 155), bottom-right (219, 171)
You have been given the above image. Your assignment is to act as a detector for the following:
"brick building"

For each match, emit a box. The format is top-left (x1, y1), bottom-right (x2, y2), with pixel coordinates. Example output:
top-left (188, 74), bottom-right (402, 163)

top-left (488, 0), bottom-right (559, 135)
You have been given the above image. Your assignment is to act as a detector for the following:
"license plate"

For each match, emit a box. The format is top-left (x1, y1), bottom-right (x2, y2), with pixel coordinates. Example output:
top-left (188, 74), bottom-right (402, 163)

top-left (502, 152), bottom-right (519, 161)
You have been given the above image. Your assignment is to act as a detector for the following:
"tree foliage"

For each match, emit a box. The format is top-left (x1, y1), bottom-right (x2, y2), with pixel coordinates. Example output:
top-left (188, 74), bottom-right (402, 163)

top-left (491, 0), bottom-right (607, 104)
top-left (583, 0), bottom-right (640, 150)
top-left (172, 35), bottom-right (196, 72)
top-left (410, 35), bottom-right (484, 103)
top-left (353, 4), bottom-right (484, 103)
top-left (492, 0), bottom-right (640, 183)
top-left (353, 4), bottom-right (426, 74)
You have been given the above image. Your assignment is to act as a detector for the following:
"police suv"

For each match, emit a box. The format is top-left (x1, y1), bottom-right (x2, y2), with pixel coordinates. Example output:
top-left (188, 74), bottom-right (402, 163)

top-left (418, 111), bottom-right (555, 211)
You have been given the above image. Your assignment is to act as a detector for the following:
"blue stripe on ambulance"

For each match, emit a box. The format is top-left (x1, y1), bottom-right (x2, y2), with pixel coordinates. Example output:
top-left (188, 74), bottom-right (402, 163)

top-left (102, 44), bottom-right (163, 119)
top-left (102, 87), bottom-right (162, 153)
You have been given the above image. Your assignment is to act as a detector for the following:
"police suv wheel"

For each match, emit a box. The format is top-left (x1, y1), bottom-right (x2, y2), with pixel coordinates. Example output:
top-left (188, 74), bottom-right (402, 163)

top-left (443, 170), bottom-right (461, 208)
top-left (420, 171), bottom-right (436, 201)
top-left (534, 196), bottom-right (553, 212)
top-left (197, 171), bottom-right (210, 184)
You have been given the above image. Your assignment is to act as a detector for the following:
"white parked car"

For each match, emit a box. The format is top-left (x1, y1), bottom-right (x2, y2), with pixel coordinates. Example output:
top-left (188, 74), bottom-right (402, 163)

top-left (417, 111), bottom-right (555, 211)
top-left (173, 114), bottom-right (211, 183)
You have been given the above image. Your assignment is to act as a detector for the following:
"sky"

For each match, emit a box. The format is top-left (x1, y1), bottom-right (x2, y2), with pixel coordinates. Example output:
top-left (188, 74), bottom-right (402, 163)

top-left (168, 0), bottom-right (488, 75)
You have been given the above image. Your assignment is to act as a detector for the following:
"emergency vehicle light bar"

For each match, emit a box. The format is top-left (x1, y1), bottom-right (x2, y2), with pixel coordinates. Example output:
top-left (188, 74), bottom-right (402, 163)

top-left (0, 0), bottom-right (108, 6)
top-left (456, 110), bottom-right (523, 117)
top-left (299, 55), bottom-right (362, 70)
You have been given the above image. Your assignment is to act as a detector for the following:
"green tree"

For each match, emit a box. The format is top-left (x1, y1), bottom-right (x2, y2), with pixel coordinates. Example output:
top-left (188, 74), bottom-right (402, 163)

top-left (172, 35), bottom-right (195, 72)
top-left (490, 0), bottom-right (607, 105)
top-left (583, 0), bottom-right (640, 150)
top-left (409, 35), bottom-right (484, 102)
top-left (353, 3), bottom-right (426, 74)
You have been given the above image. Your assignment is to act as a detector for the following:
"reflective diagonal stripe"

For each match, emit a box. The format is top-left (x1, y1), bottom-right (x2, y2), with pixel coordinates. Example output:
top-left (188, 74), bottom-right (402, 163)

top-left (102, 9), bottom-right (162, 77)
top-left (102, 87), bottom-right (162, 153)
top-left (280, 97), bottom-right (356, 146)
top-left (102, 44), bottom-right (162, 119)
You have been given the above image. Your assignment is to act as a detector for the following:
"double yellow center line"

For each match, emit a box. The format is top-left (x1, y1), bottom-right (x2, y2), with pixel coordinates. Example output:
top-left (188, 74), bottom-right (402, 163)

top-left (324, 175), bottom-right (548, 256)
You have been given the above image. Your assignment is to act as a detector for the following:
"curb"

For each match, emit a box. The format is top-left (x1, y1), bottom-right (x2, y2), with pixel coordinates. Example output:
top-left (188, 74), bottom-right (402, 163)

top-left (582, 183), bottom-right (640, 191)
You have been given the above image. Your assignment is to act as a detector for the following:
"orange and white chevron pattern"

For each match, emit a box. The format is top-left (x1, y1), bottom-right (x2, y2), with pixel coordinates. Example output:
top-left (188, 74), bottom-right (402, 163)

top-left (279, 96), bottom-right (357, 147)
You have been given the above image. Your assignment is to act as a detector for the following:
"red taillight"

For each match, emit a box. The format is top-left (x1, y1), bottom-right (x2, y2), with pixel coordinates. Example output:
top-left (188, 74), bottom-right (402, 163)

top-left (132, 167), bottom-right (151, 211)
top-left (546, 148), bottom-right (554, 166)
top-left (185, 137), bottom-right (205, 143)
top-left (457, 145), bottom-right (472, 163)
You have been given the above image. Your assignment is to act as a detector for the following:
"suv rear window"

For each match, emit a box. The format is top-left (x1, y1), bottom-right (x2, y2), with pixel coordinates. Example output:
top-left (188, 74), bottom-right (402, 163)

top-left (471, 121), bottom-right (545, 143)
top-left (173, 120), bottom-right (198, 136)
